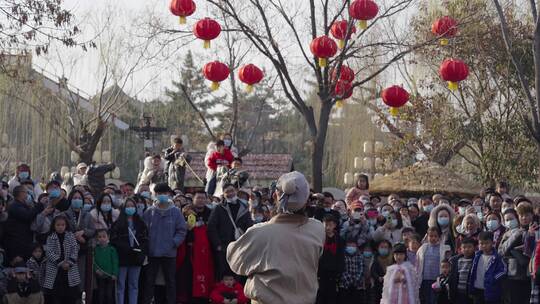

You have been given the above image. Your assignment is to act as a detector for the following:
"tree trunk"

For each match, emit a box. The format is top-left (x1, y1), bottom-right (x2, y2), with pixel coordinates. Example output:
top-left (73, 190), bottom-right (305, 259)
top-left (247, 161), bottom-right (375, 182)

top-left (311, 101), bottom-right (333, 192)
top-left (77, 121), bottom-right (107, 165)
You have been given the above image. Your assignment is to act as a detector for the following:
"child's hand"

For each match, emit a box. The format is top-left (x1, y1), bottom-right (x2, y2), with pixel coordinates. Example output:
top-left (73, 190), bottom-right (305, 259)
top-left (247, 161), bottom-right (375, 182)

top-left (61, 262), bottom-right (70, 270)
top-left (529, 223), bottom-right (539, 235)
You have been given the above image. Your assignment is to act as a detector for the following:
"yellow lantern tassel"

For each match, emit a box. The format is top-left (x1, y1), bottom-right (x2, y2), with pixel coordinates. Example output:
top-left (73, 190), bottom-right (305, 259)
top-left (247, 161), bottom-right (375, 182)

top-left (389, 107), bottom-right (399, 117)
top-left (358, 20), bottom-right (368, 30)
top-left (448, 81), bottom-right (458, 91)
top-left (336, 100), bottom-right (344, 108)
top-left (338, 39), bottom-right (345, 49)
top-left (203, 40), bottom-right (211, 49)
top-left (439, 38), bottom-right (449, 46)
top-left (318, 58), bottom-right (327, 67)
top-left (179, 16), bottom-right (186, 24)
top-left (246, 85), bottom-right (254, 93)
top-left (210, 81), bottom-right (220, 91)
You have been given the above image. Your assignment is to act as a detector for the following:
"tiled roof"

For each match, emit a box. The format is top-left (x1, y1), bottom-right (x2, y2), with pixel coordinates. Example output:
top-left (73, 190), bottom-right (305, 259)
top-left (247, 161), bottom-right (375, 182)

top-left (185, 152), bottom-right (293, 181)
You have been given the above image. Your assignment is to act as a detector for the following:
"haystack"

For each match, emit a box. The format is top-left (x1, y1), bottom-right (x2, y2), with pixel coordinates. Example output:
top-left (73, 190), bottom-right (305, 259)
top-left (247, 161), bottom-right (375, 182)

top-left (370, 162), bottom-right (481, 198)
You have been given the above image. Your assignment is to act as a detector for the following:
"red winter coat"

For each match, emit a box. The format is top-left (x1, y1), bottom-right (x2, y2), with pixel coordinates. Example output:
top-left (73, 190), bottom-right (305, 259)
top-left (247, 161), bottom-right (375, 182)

top-left (207, 149), bottom-right (234, 171)
top-left (210, 282), bottom-right (248, 304)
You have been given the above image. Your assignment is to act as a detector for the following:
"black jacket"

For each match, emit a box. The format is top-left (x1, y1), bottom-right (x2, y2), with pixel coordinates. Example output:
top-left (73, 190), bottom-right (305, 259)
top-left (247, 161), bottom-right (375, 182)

top-left (448, 254), bottom-right (468, 301)
top-left (110, 214), bottom-right (149, 266)
top-left (318, 234), bottom-right (345, 279)
top-left (314, 208), bottom-right (341, 223)
top-left (87, 163), bottom-right (115, 195)
top-left (413, 213), bottom-right (429, 239)
top-left (4, 200), bottom-right (44, 262)
top-left (207, 200), bottom-right (253, 252)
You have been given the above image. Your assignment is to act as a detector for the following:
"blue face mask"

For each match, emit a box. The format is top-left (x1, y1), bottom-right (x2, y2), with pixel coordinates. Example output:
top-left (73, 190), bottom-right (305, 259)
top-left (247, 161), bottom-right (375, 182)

top-left (26, 193), bottom-right (33, 204)
top-left (381, 211), bottom-right (390, 217)
top-left (224, 139), bottom-right (232, 147)
top-left (125, 207), bottom-right (136, 216)
top-left (437, 217), bottom-right (450, 226)
top-left (378, 248), bottom-right (389, 256)
top-left (157, 195), bottom-right (169, 204)
top-left (363, 251), bottom-right (373, 258)
top-left (506, 219), bottom-right (518, 229)
top-left (368, 218), bottom-right (377, 226)
top-left (71, 199), bottom-right (83, 209)
top-left (48, 189), bottom-right (61, 199)
top-left (18, 171), bottom-right (29, 180)
top-left (140, 191), bottom-right (151, 199)
top-left (100, 204), bottom-right (112, 213)
top-left (253, 215), bottom-right (264, 223)
top-left (345, 246), bottom-right (357, 255)
top-left (486, 220), bottom-right (499, 231)
top-left (83, 204), bottom-right (93, 212)
top-left (423, 204), bottom-right (434, 213)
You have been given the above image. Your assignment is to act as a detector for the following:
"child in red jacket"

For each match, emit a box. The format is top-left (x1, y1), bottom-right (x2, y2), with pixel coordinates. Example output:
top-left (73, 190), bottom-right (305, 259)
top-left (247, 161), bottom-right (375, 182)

top-left (210, 274), bottom-right (248, 304)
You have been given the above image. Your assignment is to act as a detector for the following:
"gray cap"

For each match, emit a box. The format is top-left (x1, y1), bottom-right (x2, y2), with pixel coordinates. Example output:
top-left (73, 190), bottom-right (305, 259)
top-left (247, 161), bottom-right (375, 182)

top-left (276, 171), bottom-right (310, 212)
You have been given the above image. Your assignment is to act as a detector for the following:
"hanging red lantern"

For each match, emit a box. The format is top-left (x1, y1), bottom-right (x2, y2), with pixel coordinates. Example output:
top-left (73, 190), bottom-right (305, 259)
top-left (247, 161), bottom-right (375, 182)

top-left (334, 80), bottom-right (353, 108)
top-left (238, 64), bottom-right (264, 93)
top-left (330, 20), bottom-right (357, 49)
top-left (169, 0), bottom-right (196, 25)
top-left (349, 0), bottom-right (379, 30)
top-left (439, 59), bottom-right (469, 91)
top-left (310, 36), bottom-right (338, 68)
top-left (193, 18), bottom-right (221, 49)
top-left (431, 16), bottom-right (458, 46)
top-left (331, 65), bottom-right (355, 83)
top-left (381, 85), bottom-right (410, 116)
top-left (203, 61), bottom-right (230, 91)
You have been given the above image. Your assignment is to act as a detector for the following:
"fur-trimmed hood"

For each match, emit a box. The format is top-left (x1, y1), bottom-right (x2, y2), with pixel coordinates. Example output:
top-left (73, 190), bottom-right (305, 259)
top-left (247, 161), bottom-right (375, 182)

top-left (428, 204), bottom-right (456, 228)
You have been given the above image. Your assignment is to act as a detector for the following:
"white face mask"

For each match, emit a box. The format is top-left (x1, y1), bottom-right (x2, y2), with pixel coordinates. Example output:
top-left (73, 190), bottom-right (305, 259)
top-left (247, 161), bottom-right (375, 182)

top-left (226, 196), bottom-right (238, 203)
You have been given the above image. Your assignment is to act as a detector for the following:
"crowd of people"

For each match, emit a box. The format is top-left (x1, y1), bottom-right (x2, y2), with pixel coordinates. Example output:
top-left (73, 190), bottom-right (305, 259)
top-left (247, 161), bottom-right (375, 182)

top-left (0, 132), bottom-right (539, 304)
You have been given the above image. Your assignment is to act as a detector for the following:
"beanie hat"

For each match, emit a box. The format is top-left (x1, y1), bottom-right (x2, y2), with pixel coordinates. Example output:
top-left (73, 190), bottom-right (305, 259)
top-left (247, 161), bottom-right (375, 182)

top-left (276, 171), bottom-right (309, 212)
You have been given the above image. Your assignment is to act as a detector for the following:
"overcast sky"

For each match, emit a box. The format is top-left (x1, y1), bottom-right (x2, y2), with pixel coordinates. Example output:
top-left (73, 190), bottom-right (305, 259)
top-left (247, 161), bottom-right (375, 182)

top-left (33, 0), bottom-right (181, 101)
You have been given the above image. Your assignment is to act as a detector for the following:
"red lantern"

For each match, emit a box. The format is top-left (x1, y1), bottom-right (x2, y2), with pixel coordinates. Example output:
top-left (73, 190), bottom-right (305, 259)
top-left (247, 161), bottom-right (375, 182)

top-left (193, 18), bottom-right (221, 49)
top-left (310, 36), bottom-right (338, 68)
top-left (330, 20), bottom-right (357, 49)
top-left (169, 0), bottom-right (196, 25)
top-left (431, 16), bottom-right (458, 46)
top-left (238, 64), bottom-right (264, 93)
top-left (350, 0), bottom-right (379, 30)
top-left (439, 59), bottom-right (469, 91)
top-left (331, 65), bottom-right (355, 83)
top-left (203, 61), bottom-right (230, 91)
top-left (381, 85), bottom-right (410, 116)
top-left (334, 80), bottom-right (353, 108)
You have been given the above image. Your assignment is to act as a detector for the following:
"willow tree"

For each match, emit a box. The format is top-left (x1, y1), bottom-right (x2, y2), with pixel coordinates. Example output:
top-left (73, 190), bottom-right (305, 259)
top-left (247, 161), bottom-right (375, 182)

top-left (366, 0), bottom-right (537, 187)
top-left (185, 0), bottom-right (433, 190)
top-left (493, 0), bottom-right (540, 181)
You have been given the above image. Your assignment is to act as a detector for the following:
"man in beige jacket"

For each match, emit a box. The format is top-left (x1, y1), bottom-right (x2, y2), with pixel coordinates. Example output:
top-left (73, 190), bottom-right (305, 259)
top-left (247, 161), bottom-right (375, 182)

top-left (226, 171), bottom-right (325, 304)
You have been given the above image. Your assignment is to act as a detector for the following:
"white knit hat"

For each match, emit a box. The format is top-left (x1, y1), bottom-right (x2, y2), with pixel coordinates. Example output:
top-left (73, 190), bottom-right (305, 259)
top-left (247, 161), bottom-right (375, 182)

top-left (276, 171), bottom-right (310, 212)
